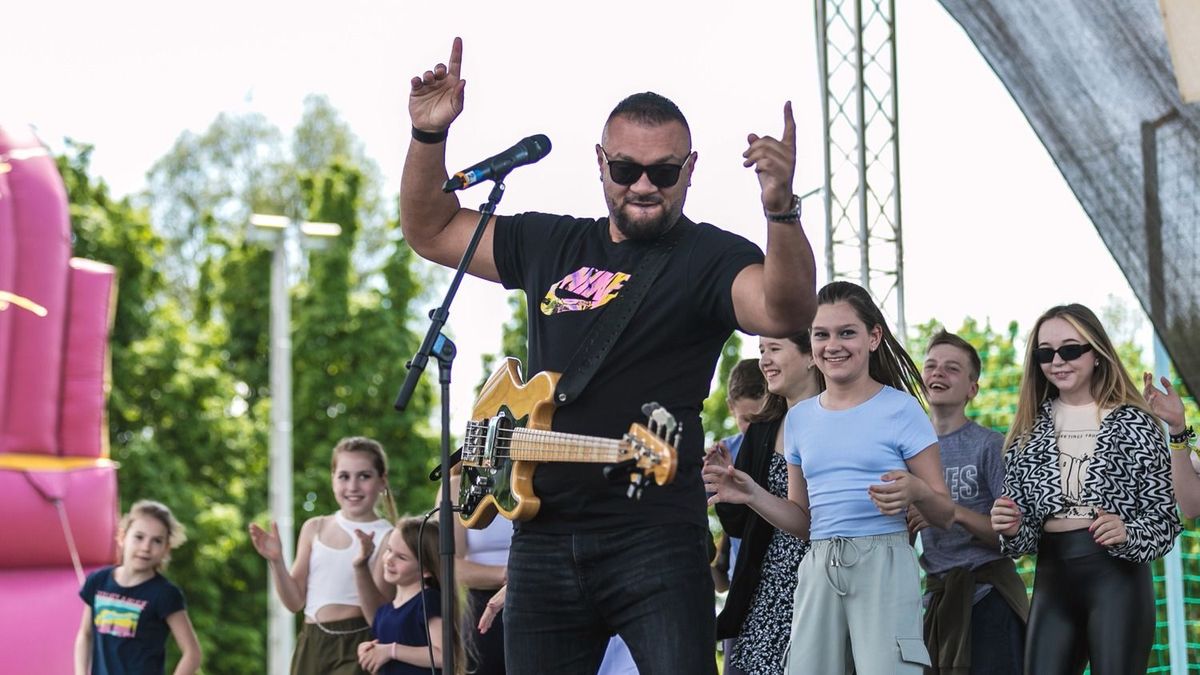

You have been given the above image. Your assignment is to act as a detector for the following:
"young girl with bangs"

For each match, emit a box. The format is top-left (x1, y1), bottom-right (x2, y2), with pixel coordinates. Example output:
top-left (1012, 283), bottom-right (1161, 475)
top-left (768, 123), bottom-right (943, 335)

top-left (708, 333), bottom-right (822, 675)
top-left (250, 437), bottom-right (398, 674)
top-left (705, 281), bottom-right (954, 674)
top-left (75, 500), bottom-right (202, 675)
top-left (990, 304), bottom-right (1179, 674)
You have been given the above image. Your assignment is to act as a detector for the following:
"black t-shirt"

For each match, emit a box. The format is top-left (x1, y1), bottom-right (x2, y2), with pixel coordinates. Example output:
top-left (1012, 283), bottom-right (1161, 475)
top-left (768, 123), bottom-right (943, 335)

top-left (493, 212), bottom-right (764, 532)
top-left (79, 566), bottom-right (187, 675)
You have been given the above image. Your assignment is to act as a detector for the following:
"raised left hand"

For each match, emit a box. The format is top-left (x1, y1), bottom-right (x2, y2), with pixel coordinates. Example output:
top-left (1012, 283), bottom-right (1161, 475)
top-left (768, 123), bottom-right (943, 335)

top-left (868, 470), bottom-right (928, 516)
top-left (1090, 508), bottom-right (1127, 547)
top-left (1143, 372), bottom-right (1187, 433)
top-left (744, 101), bottom-right (797, 213)
top-left (352, 529), bottom-right (376, 569)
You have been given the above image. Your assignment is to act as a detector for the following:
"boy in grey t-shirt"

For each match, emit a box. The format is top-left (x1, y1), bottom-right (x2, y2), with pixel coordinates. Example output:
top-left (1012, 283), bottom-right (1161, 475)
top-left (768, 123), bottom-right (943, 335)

top-left (911, 330), bottom-right (1027, 674)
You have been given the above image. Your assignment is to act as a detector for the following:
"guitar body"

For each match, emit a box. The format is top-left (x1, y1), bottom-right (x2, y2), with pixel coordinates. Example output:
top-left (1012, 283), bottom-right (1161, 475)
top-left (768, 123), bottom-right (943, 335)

top-left (459, 358), bottom-right (559, 529)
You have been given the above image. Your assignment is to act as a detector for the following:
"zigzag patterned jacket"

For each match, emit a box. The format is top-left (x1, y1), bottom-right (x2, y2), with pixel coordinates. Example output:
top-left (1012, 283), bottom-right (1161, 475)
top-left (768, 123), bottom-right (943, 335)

top-left (999, 400), bottom-right (1181, 563)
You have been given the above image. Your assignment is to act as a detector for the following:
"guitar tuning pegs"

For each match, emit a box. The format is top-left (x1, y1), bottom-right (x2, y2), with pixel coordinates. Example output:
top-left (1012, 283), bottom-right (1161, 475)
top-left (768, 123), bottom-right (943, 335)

top-left (642, 403), bottom-right (677, 440)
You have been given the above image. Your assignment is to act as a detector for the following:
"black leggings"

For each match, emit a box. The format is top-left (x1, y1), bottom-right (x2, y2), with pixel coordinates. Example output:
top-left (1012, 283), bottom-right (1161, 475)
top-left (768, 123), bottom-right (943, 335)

top-left (1026, 529), bottom-right (1155, 675)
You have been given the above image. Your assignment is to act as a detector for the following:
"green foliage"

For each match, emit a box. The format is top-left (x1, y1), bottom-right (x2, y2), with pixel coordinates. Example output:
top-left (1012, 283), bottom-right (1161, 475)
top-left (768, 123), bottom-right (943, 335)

top-left (60, 141), bottom-right (268, 673)
top-left (701, 333), bottom-right (744, 445)
top-left (909, 317), bottom-right (1025, 433)
top-left (291, 161), bottom-right (439, 522)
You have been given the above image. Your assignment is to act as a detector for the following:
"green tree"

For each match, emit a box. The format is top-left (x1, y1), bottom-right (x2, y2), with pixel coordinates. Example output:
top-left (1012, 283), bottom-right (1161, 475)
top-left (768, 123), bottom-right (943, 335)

top-left (291, 161), bottom-right (439, 521)
top-left (60, 142), bottom-right (268, 673)
top-left (701, 333), bottom-right (745, 444)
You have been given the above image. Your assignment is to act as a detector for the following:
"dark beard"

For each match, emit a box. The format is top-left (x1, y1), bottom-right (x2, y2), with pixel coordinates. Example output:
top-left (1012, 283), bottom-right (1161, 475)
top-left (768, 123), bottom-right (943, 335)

top-left (613, 200), bottom-right (679, 241)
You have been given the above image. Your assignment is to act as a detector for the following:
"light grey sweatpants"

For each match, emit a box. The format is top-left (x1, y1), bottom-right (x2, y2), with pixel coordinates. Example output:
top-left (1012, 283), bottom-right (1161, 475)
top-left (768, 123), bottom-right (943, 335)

top-left (784, 530), bottom-right (931, 675)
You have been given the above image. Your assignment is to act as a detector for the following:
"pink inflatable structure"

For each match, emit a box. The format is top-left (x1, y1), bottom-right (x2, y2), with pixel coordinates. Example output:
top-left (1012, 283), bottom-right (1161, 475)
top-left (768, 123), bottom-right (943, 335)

top-left (0, 125), bottom-right (118, 675)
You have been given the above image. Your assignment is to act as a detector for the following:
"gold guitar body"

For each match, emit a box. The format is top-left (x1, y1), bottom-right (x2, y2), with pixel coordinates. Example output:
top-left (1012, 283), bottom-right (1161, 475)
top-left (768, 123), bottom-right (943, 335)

top-left (458, 358), bottom-right (677, 529)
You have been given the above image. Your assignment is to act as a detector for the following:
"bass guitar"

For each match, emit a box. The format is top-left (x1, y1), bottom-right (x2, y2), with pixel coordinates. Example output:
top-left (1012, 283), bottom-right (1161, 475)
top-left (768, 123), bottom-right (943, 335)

top-left (457, 358), bottom-right (679, 529)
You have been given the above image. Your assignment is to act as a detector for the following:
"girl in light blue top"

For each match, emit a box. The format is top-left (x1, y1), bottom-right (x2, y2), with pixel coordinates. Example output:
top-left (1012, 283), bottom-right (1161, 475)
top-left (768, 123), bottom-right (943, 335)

top-left (705, 281), bottom-right (955, 675)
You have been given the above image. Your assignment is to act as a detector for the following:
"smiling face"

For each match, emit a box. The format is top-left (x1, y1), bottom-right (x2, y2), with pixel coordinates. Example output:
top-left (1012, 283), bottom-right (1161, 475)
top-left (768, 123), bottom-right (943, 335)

top-left (331, 451), bottom-right (386, 520)
top-left (381, 528), bottom-right (423, 587)
top-left (809, 301), bottom-right (881, 387)
top-left (923, 343), bottom-right (979, 409)
top-left (758, 336), bottom-right (816, 404)
top-left (1036, 316), bottom-right (1097, 404)
top-left (119, 515), bottom-right (169, 575)
top-left (598, 116), bottom-right (694, 242)
top-left (727, 394), bottom-right (766, 433)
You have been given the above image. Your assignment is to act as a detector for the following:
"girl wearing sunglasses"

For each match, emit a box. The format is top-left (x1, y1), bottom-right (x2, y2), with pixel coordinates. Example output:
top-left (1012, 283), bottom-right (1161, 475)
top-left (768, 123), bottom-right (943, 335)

top-left (990, 303), bottom-right (1179, 674)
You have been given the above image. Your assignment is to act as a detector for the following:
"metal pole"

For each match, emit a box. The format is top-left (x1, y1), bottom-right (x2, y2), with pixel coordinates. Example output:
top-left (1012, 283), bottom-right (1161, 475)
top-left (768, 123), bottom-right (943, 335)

top-left (267, 234), bottom-right (295, 675)
top-left (1157, 335), bottom-right (1187, 675)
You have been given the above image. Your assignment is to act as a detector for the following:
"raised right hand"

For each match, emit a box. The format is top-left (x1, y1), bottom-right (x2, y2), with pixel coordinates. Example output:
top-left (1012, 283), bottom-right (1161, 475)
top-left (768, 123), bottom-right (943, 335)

top-left (990, 497), bottom-right (1022, 537)
top-left (248, 521), bottom-right (283, 562)
top-left (409, 36), bottom-right (466, 133)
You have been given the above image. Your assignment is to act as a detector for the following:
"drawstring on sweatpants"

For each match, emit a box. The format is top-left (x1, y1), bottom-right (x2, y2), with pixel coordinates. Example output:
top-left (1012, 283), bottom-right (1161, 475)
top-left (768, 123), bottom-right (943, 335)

top-left (823, 536), bottom-right (860, 596)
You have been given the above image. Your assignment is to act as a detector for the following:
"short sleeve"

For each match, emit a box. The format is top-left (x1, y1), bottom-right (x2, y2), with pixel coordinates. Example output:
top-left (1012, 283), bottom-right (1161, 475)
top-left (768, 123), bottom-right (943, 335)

top-left (894, 394), bottom-right (938, 460)
top-left (783, 405), bottom-right (803, 466)
top-left (423, 587), bottom-right (443, 619)
top-left (980, 429), bottom-right (1006, 500)
top-left (79, 568), bottom-right (102, 604)
top-left (156, 580), bottom-right (186, 618)
top-left (493, 212), bottom-right (578, 292)
top-left (684, 226), bottom-right (763, 331)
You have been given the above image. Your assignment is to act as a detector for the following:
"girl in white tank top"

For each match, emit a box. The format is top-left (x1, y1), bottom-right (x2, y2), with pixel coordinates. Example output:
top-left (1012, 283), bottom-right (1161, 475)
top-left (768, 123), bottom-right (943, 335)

top-left (249, 437), bottom-right (399, 674)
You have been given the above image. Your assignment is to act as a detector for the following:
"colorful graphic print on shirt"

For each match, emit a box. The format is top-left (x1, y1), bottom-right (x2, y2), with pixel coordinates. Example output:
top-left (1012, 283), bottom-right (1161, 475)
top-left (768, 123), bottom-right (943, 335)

top-left (540, 266), bottom-right (630, 315)
top-left (93, 590), bottom-right (149, 638)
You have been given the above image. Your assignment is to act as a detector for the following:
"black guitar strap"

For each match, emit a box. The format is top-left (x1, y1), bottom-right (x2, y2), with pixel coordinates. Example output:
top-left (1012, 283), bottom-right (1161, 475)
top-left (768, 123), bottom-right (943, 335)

top-left (552, 218), bottom-right (686, 408)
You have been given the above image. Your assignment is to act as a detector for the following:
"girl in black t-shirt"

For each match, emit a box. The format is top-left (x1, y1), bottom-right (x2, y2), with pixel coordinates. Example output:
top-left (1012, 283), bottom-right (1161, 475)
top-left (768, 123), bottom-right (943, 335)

top-left (75, 499), bottom-right (202, 674)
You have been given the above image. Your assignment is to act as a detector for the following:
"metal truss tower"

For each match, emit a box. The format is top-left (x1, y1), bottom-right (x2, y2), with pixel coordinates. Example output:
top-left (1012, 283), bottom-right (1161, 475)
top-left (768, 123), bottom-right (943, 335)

top-left (816, 0), bottom-right (906, 337)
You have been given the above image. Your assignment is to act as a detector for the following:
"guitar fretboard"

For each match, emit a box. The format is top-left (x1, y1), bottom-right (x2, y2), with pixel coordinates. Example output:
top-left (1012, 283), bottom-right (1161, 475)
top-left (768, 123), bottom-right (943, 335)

top-left (465, 422), bottom-right (628, 463)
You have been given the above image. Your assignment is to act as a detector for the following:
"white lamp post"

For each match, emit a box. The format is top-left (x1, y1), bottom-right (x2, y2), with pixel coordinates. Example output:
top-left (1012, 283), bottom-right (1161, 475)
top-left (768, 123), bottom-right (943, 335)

top-left (250, 213), bottom-right (341, 675)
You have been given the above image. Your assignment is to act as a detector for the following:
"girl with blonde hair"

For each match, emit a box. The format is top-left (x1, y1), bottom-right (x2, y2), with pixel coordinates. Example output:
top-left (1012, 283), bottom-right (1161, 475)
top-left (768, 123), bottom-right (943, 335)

top-left (990, 303), bottom-right (1179, 673)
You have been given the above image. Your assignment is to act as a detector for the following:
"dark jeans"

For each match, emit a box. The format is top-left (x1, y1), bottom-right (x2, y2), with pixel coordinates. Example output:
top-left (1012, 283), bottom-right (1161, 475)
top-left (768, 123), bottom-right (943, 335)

top-left (968, 589), bottom-right (1024, 675)
top-left (503, 523), bottom-right (717, 675)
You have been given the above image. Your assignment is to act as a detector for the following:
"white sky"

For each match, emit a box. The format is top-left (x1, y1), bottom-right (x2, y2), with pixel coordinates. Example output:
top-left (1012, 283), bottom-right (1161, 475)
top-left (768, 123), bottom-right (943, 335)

top-left (6, 0), bottom-right (1149, 439)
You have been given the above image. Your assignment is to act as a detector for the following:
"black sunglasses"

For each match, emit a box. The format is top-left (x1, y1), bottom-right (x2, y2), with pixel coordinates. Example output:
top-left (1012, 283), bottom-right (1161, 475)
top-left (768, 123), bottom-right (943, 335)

top-left (598, 146), bottom-right (691, 188)
top-left (1033, 343), bottom-right (1093, 365)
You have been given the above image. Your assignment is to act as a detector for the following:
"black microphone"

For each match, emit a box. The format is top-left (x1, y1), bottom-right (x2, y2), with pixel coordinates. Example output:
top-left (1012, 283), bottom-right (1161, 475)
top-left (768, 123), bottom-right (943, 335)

top-left (442, 134), bottom-right (552, 192)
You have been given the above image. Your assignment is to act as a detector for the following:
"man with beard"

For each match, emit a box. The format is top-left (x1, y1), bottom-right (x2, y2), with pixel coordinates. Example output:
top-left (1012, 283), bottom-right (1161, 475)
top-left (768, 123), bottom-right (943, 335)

top-left (400, 37), bottom-right (817, 675)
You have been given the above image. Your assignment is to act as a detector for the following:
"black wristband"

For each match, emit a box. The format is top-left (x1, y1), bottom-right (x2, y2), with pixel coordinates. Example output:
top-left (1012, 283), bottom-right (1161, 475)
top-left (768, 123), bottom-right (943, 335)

top-left (412, 127), bottom-right (447, 144)
top-left (1170, 425), bottom-right (1195, 444)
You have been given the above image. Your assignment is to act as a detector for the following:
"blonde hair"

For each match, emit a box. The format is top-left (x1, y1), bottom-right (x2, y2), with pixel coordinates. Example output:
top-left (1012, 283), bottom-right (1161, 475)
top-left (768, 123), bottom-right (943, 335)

top-left (1005, 303), bottom-right (1150, 450)
top-left (117, 500), bottom-right (187, 570)
top-left (331, 437), bottom-right (399, 523)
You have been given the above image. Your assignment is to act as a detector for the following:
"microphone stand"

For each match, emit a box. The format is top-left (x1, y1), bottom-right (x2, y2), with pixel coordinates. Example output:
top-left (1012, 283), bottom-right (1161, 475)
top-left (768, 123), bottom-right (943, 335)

top-left (394, 176), bottom-right (507, 675)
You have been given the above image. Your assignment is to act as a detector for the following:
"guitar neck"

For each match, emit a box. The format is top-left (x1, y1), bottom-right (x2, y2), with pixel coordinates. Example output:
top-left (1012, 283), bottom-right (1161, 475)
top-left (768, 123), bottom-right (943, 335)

top-left (506, 428), bottom-right (625, 463)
